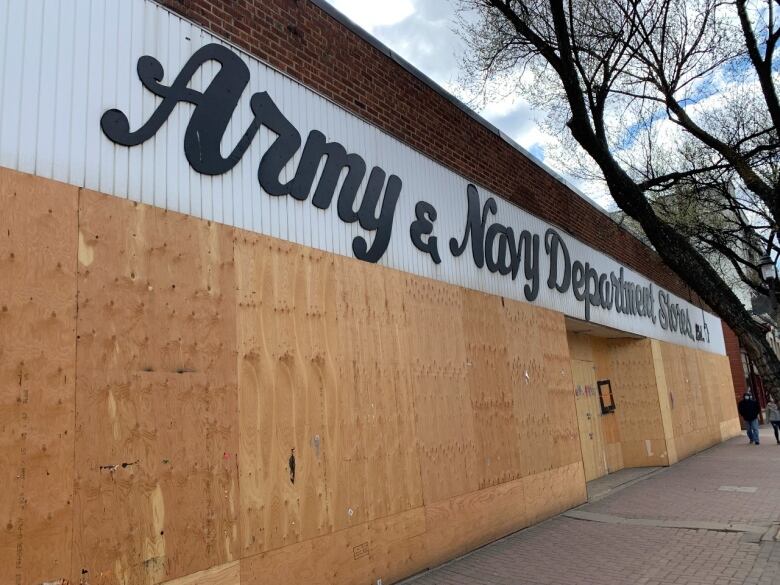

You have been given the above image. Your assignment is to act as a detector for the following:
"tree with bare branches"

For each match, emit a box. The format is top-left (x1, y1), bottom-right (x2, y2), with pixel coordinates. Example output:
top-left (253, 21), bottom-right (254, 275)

top-left (459, 0), bottom-right (780, 399)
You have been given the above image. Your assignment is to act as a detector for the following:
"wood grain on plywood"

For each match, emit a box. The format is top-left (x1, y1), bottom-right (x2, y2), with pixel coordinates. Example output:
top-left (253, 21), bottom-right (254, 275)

top-left (658, 341), bottom-right (738, 460)
top-left (571, 358), bottom-right (607, 481)
top-left (462, 292), bottom-right (521, 489)
top-left (1, 167), bottom-right (739, 585)
top-left (159, 561), bottom-right (240, 585)
top-left (406, 278), bottom-right (477, 504)
top-left (236, 237), bottom-right (333, 555)
top-left (72, 192), bottom-right (239, 584)
top-left (0, 171), bottom-right (77, 585)
top-left (607, 339), bottom-right (667, 467)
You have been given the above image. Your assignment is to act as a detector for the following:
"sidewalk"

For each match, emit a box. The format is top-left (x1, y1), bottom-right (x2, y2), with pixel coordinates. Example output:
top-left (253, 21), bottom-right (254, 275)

top-left (404, 427), bottom-right (780, 585)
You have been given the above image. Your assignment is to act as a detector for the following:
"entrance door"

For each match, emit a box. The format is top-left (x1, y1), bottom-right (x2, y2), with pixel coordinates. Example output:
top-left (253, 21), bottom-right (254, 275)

top-left (571, 359), bottom-right (608, 481)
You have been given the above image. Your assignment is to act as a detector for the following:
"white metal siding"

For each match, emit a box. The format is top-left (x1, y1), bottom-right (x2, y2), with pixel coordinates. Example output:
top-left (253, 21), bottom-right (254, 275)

top-left (0, 0), bottom-right (726, 354)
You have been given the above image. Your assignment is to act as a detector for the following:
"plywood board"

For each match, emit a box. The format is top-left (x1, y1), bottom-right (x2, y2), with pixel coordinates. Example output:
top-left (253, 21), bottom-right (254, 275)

top-left (651, 339), bottom-right (678, 465)
top-left (659, 341), bottom-right (737, 461)
top-left (236, 238), bottom-right (335, 555)
top-left (235, 235), bottom-right (423, 557)
top-left (330, 261), bottom-right (423, 526)
top-left (159, 561), bottom-right (240, 585)
top-left (405, 278), bottom-right (478, 504)
top-left (462, 292), bottom-right (521, 488)
top-left (72, 192), bottom-right (239, 584)
top-left (423, 475), bottom-right (527, 568)
top-left (366, 507), bottom-right (427, 585)
top-left (571, 358), bottom-right (608, 481)
top-left (240, 523), bottom-right (371, 585)
top-left (606, 339), bottom-right (667, 467)
top-left (510, 309), bottom-right (581, 477)
top-left (523, 461), bottom-right (586, 525)
top-left (0, 170), bottom-right (77, 585)
top-left (3, 168), bottom-right (737, 585)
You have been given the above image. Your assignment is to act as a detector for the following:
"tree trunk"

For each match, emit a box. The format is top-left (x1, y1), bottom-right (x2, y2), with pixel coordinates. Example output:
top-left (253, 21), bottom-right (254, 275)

top-left (531, 0), bottom-right (780, 406)
top-left (601, 162), bottom-right (780, 405)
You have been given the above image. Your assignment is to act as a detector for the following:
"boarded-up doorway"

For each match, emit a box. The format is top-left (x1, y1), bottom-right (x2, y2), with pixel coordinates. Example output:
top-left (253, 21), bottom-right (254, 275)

top-left (571, 358), bottom-right (608, 481)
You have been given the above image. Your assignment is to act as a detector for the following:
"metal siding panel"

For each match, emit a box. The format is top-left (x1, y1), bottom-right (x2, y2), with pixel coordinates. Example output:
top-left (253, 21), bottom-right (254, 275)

top-left (66, 0), bottom-right (90, 187)
top-left (17, 0), bottom-right (43, 175)
top-left (99, 1), bottom-right (119, 196)
top-left (34, 0), bottom-right (60, 179)
top-left (0, 0), bottom-right (8, 168)
top-left (82, 0), bottom-right (104, 191)
top-left (0, 0), bottom-right (727, 355)
top-left (52, 0), bottom-right (75, 183)
top-left (0, 0), bottom-right (25, 170)
top-left (125, 0), bottom-right (144, 202)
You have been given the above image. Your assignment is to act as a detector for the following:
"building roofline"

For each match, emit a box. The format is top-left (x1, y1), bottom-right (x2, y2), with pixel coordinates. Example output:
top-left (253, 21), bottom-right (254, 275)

top-left (310, 0), bottom-right (613, 219)
top-left (149, 0), bottom-right (699, 306)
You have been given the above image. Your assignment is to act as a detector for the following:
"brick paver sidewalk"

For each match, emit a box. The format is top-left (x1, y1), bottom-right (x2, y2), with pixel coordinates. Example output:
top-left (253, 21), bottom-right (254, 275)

top-left (405, 427), bottom-right (780, 585)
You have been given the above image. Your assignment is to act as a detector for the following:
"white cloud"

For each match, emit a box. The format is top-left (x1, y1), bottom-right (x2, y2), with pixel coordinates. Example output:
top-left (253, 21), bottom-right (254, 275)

top-left (325, 0), bottom-right (615, 209)
top-left (325, 0), bottom-right (415, 32)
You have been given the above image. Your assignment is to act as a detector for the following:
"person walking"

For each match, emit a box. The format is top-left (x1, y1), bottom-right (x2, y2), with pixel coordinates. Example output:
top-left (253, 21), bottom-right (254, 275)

top-left (767, 397), bottom-right (780, 445)
top-left (737, 393), bottom-right (761, 445)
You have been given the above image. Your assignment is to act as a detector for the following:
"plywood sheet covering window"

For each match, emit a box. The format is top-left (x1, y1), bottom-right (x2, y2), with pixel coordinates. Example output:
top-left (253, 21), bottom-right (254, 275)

top-left (73, 191), bottom-right (239, 584)
top-left (659, 342), bottom-right (737, 460)
top-left (606, 339), bottom-right (667, 467)
top-left (461, 293), bottom-right (521, 488)
top-left (0, 172), bottom-right (77, 585)
top-left (403, 278), bottom-right (477, 504)
top-left (515, 311), bottom-right (581, 476)
top-left (235, 236), bottom-right (424, 557)
top-left (1, 168), bottom-right (599, 585)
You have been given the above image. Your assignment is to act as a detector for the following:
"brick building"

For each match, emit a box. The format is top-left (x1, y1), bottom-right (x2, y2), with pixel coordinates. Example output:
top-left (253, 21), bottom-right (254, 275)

top-left (0, 1), bottom-right (741, 584)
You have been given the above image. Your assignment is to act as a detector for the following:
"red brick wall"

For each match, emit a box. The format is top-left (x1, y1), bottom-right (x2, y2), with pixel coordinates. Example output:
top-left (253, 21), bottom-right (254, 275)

top-left (723, 323), bottom-right (747, 402)
top-left (160, 0), bottom-right (699, 302)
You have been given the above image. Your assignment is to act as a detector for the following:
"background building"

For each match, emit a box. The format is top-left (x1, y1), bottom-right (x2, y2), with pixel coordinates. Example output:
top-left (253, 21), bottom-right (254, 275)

top-left (0, 1), bottom-right (740, 584)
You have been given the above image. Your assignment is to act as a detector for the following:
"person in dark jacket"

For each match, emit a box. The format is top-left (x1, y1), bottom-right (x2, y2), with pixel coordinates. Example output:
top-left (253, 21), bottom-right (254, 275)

top-left (737, 393), bottom-right (761, 445)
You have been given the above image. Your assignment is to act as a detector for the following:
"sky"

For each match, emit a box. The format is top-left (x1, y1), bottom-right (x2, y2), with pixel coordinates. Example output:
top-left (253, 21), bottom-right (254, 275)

top-left (322, 0), bottom-right (609, 208)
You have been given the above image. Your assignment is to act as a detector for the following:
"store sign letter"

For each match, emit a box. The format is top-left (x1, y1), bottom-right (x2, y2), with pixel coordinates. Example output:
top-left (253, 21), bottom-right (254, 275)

top-left (101, 43), bottom-right (401, 263)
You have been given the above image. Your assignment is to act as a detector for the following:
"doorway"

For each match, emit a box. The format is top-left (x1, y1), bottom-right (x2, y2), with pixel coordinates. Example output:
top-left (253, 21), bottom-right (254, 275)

top-left (571, 358), bottom-right (608, 481)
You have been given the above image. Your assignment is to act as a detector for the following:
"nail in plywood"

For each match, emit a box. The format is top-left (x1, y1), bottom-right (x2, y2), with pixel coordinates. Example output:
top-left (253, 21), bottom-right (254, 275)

top-left (0, 171), bottom-right (77, 585)
top-left (72, 191), bottom-right (239, 584)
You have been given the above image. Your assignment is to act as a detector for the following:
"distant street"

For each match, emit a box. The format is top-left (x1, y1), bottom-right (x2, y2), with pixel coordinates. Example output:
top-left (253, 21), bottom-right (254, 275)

top-left (405, 427), bottom-right (780, 585)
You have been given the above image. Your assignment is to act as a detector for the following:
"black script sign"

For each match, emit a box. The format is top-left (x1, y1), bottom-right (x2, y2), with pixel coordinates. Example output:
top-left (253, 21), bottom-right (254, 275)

top-left (101, 43), bottom-right (401, 263)
top-left (444, 185), bottom-right (710, 344)
top-left (449, 184), bottom-right (540, 302)
top-left (545, 229), bottom-right (656, 324)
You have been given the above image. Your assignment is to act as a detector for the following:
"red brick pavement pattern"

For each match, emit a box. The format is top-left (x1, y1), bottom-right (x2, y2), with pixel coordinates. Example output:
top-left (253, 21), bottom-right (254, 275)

top-left (411, 519), bottom-right (775, 585)
top-left (584, 429), bottom-right (780, 524)
top-left (405, 429), bottom-right (780, 585)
